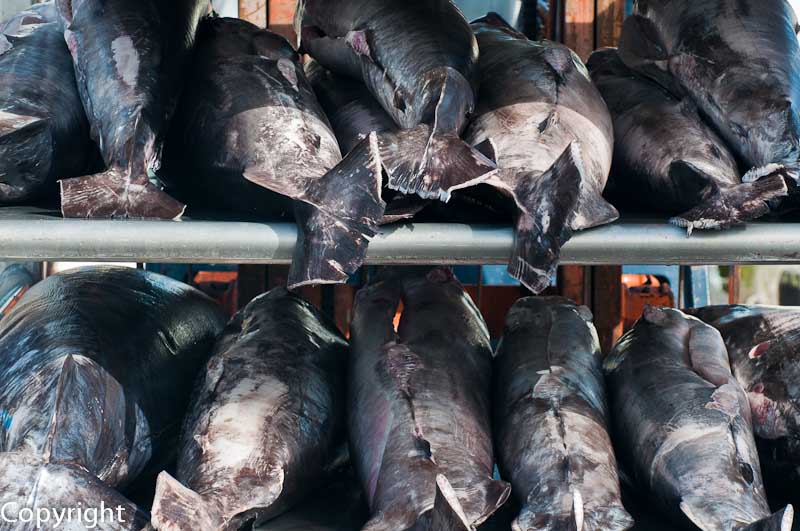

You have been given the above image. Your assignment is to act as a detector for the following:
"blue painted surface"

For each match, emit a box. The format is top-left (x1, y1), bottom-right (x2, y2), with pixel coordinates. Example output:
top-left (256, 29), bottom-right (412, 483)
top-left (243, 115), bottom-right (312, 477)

top-left (0, 409), bottom-right (11, 430)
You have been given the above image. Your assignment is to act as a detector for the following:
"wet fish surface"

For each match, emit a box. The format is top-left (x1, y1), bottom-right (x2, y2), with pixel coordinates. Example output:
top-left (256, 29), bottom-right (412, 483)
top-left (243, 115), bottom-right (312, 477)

top-left (0, 266), bottom-right (225, 526)
top-left (618, 0), bottom-right (800, 187)
top-left (688, 305), bottom-right (800, 497)
top-left (150, 288), bottom-right (349, 531)
top-left (463, 13), bottom-right (617, 293)
top-left (295, 0), bottom-right (497, 201)
top-left (588, 47), bottom-right (787, 234)
top-left (0, 2), bottom-right (94, 204)
top-left (494, 296), bottom-right (632, 531)
top-left (349, 267), bottom-right (510, 531)
top-left (56, 0), bottom-right (208, 219)
top-left (604, 306), bottom-right (793, 530)
top-left (162, 17), bottom-right (384, 288)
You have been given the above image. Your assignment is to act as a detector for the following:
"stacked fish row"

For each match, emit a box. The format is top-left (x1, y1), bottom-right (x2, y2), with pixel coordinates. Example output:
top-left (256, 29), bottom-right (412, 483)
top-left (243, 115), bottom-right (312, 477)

top-left (0, 0), bottom-right (619, 294)
top-left (2, 266), bottom-right (800, 530)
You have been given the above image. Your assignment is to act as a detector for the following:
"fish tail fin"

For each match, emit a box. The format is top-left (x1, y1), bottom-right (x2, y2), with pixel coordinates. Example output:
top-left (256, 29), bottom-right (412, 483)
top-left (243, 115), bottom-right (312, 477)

top-left (427, 475), bottom-right (472, 531)
top-left (379, 125), bottom-right (496, 203)
top-left (151, 471), bottom-right (224, 531)
top-left (60, 167), bottom-right (186, 219)
top-left (669, 163), bottom-right (787, 235)
top-left (569, 143), bottom-right (619, 231)
top-left (739, 505), bottom-right (794, 531)
top-left (288, 132), bottom-right (384, 289)
top-left (500, 142), bottom-right (583, 294)
top-left (465, 476), bottom-right (512, 526)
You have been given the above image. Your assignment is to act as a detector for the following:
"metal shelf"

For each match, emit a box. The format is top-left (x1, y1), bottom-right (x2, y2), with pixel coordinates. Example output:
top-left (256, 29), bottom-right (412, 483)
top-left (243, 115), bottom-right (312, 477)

top-left (0, 206), bottom-right (798, 265)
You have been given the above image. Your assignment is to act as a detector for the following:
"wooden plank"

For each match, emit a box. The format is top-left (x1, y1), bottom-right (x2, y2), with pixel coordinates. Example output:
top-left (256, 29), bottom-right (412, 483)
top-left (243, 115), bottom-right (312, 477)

top-left (239, 0), bottom-right (267, 27)
top-left (728, 265), bottom-right (741, 304)
top-left (592, 266), bottom-right (623, 355)
top-left (595, 0), bottom-right (626, 48)
top-left (268, 0), bottom-right (296, 42)
top-left (563, 0), bottom-right (595, 59)
top-left (558, 265), bottom-right (588, 305)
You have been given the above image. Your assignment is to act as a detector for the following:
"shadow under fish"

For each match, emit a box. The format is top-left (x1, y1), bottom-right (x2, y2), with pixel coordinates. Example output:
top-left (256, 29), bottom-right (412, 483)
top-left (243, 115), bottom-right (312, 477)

top-left (463, 13), bottom-right (618, 293)
top-left (160, 17), bottom-right (384, 288)
top-left (588, 48), bottom-right (787, 235)
top-left (604, 306), bottom-right (793, 530)
top-left (0, 2), bottom-right (96, 205)
top-left (150, 288), bottom-right (348, 531)
top-left (0, 266), bottom-right (225, 528)
top-left (349, 267), bottom-right (510, 531)
top-left (55, 0), bottom-right (208, 219)
top-left (295, 0), bottom-right (497, 202)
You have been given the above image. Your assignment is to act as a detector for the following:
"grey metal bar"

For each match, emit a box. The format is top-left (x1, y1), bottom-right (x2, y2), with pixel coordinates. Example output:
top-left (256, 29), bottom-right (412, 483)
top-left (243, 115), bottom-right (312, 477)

top-left (0, 207), bottom-right (798, 265)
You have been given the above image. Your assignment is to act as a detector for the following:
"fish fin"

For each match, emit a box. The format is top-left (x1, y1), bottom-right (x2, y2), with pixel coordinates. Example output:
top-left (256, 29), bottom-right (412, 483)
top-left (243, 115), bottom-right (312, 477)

top-left (0, 110), bottom-right (46, 138)
top-left (60, 168), bottom-right (186, 219)
top-left (288, 133), bottom-right (384, 289)
top-left (618, 14), bottom-right (684, 97)
top-left (0, 34), bottom-right (11, 55)
top-left (298, 28), bottom-right (363, 79)
top-left (381, 194), bottom-right (429, 224)
top-left (582, 504), bottom-right (635, 531)
top-left (378, 125), bottom-right (496, 202)
top-left (679, 498), bottom-right (715, 531)
top-left (488, 143), bottom-right (581, 294)
top-left (345, 29), bottom-right (373, 59)
top-left (568, 144), bottom-right (619, 230)
top-left (739, 505), bottom-right (794, 531)
top-left (428, 475), bottom-right (473, 531)
top-left (362, 511), bottom-right (418, 531)
top-left (44, 355), bottom-right (136, 483)
top-left (465, 477), bottom-right (512, 526)
top-left (670, 173), bottom-right (786, 235)
top-left (0, 111), bottom-right (53, 202)
top-left (151, 471), bottom-right (224, 531)
top-left (687, 324), bottom-right (734, 387)
top-left (473, 138), bottom-right (497, 164)
top-left (471, 12), bottom-right (528, 40)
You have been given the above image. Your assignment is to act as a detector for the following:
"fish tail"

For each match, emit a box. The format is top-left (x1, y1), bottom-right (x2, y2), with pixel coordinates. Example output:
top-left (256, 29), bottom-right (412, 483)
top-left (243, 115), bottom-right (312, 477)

top-left (378, 125), bottom-right (497, 203)
top-left (669, 167), bottom-right (787, 235)
top-left (60, 167), bottom-right (186, 219)
top-left (150, 471), bottom-right (224, 531)
top-left (426, 475), bottom-right (472, 531)
top-left (288, 132), bottom-right (384, 289)
top-left (503, 142), bottom-right (583, 294)
top-left (739, 505), bottom-right (794, 531)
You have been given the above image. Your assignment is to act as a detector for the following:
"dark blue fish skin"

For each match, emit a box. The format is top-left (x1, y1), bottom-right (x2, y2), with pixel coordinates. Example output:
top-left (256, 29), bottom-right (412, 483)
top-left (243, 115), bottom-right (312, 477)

top-left (605, 306), bottom-right (793, 531)
top-left (56, 0), bottom-right (208, 219)
top-left (151, 288), bottom-right (349, 531)
top-left (349, 268), bottom-right (510, 531)
top-left (0, 2), bottom-right (94, 204)
top-left (0, 266), bottom-right (225, 485)
top-left (494, 297), bottom-right (632, 531)
top-left (618, 0), bottom-right (800, 184)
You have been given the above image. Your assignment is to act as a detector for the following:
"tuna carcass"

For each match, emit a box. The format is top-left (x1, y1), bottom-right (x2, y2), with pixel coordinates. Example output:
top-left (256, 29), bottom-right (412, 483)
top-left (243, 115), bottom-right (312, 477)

top-left (464, 13), bottom-right (618, 293)
top-left (55, 0), bottom-right (208, 219)
top-left (494, 297), bottom-right (632, 530)
top-left (151, 288), bottom-right (348, 531)
top-left (0, 2), bottom-right (94, 204)
top-left (295, 0), bottom-right (497, 201)
top-left (604, 306), bottom-right (793, 530)
top-left (349, 268), bottom-right (510, 531)
top-left (161, 17), bottom-right (384, 288)
top-left (0, 266), bottom-right (225, 526)
top-left (588, 47), bottom-right (786, 234)
top-left (618, 0), bottom-right (800, 190)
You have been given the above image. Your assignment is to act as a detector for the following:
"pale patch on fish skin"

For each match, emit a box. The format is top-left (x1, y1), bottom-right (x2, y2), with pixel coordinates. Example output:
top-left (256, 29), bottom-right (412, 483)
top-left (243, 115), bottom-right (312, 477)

top-left (111, 36), bottom-right (140, 88)
top-left (649, 424), bottom-right (721, 482)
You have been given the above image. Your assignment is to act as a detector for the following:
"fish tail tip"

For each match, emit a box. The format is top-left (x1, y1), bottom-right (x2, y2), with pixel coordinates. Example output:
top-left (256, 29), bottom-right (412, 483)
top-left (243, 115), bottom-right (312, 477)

top-left (151, 471), bottom-right (220, 531)
top-left (508, 257), bottom-right (553, 294)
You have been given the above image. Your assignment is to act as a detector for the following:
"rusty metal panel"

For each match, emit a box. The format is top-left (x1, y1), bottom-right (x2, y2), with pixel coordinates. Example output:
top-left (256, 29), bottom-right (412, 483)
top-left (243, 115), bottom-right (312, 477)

top-left (239, 0), bottom-right (267, 27)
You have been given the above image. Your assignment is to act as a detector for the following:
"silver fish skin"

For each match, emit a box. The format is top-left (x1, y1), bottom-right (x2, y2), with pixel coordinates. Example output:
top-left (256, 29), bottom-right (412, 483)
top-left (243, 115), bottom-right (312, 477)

top-left (55, 0), bottom-right (208, 219)
top-left (295, 0), bottom-right (497, 202)
top-left (150, 288), bottom-right (349, 531)
top-left (588, 47), bottom-right (786, 234)
top-left (349, 267), bottom-right (510, 531)
top-left (0, 266), bottom-right (225, 489)
top-left (162, 17), bottom-right (384, 289)
top-left (618, 0), bottom-right (800, 185)
top-left (0, 2), bottom-right (95, 204)
top-left (0, 453), bottom-right (148, 531)
top-left (604, 306), bottom-right (793, 531)
top-left (494, 297), bottom-right (632, 531)
top-left (688, 305), bottom-right (800, 479)
top-left (464, 13), bottom-right (617, 294)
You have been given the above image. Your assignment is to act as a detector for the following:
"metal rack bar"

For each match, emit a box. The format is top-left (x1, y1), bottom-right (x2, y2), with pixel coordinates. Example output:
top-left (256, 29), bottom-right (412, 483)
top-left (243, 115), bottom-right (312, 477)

top-left (0, 207), bottom-right (798, 265)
